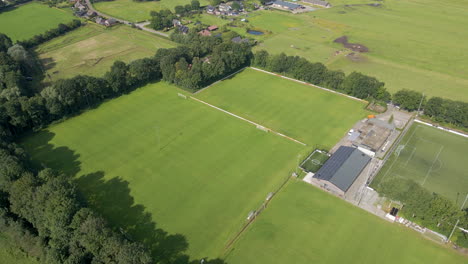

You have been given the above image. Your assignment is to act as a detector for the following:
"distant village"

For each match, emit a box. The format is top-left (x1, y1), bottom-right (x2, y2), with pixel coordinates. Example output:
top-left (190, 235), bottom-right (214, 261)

top-left (205, 0), bottom-right (332, 17)
top-left (72, 0), bottom-right (118, 27)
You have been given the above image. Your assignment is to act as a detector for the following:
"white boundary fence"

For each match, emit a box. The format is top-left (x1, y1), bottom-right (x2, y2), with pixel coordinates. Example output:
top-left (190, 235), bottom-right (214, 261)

top-left (415, 119), bottom-right (468, 138)
top-left (250, 67), bottom-right (368, 103)
top-left (189, 96), bottom-right (307, 146)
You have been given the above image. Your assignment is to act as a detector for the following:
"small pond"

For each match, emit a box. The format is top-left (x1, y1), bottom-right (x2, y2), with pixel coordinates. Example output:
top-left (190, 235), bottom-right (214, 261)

top-left (247, 30), bottom-right (264, 35)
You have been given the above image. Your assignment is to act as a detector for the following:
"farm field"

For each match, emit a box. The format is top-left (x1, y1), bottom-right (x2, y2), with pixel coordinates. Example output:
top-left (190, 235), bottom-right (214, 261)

top-left (94, 0), bottom-right (209, 22)
top-left (247, 0), bottom-right (468, 100)
top-left (371, 122), bottom-right (468, 207)
top-left (20, 82), bottom-right (305, 259)
top-left (196, 68), bottom-right (369, 148)
top-left (0, 2), bottom-right (74, 41)
top-left (225, 181), bottom-right (467, 264)
top-left (36, 24), bottom-right (175, 81)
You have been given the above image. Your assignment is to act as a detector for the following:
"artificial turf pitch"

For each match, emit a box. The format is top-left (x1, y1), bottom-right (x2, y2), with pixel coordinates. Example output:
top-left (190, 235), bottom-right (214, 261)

top-left (371, 122), bottom-right (468, 207)
top-left (225, 181), bottom-right (467, 264)
top-left (20, 82), bottom-right (306, 259)
top-left (196, 68), bottom-right (369, 148)
top-left (0, 3), bottom-right (74, 41)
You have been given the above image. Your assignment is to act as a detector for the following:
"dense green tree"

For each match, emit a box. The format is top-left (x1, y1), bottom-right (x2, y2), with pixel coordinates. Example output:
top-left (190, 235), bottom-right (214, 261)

top-left (191, 0), bottom-right (200, 10)
top-left (341, 72), bottom-right (384, 99)
top-left (105, 61), bottom-right (130, 94)
top-left (393, 89), bottom-right (424, 111)
top-left (252, 50), bottom-right (269, 68)
top-left (0, 33), bottom-right (12, 52)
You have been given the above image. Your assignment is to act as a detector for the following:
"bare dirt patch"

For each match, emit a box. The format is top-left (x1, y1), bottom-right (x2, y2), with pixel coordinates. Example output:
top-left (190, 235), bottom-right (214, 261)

top-left (334, 36), bottom-right (369, 52)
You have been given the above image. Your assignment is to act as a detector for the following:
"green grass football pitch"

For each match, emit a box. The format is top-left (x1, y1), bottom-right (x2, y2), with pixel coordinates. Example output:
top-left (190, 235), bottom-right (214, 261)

top-left (225, 181), bottom-right (467, 264)
top-left (372, 122), bottom-right (468, 207)
top-left (36, 23), bottom-right (175, 81)
top-left (0, 3), bottom-right (74, 42)
top-left (196, 68), bottom-right (369, 148)
top-left (20, 82), bottom-right (307, 259)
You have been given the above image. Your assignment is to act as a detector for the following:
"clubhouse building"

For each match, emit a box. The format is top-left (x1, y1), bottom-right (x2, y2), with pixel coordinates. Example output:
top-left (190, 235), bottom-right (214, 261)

top-left (312, 146), bottom-right (371, 196)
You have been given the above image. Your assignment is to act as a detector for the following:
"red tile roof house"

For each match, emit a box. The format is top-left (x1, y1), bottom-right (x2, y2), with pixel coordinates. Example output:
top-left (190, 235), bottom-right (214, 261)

top-left (199, 29), bottom-right (212, 36)
top-left (207, 25), bottom-right (218, 31)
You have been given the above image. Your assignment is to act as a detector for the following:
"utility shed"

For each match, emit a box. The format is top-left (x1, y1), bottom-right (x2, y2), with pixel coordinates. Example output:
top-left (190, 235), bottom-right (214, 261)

top-left (313, 146), bottom-right (370, 193)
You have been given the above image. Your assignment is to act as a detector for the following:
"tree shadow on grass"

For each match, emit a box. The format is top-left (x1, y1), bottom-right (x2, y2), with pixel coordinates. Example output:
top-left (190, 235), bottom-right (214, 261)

top-left (24, 131), bottom-right (227, 264)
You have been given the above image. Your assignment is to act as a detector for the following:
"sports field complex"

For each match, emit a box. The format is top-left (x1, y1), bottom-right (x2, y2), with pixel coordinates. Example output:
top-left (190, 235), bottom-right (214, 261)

top-left (20, 69), bottom-right (467, 263)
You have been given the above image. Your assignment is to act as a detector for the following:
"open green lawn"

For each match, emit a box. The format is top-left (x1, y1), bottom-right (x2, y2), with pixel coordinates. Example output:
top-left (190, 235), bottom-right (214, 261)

top-left (226, 181), bottom-right (467, 264)
top-left (36, 24), bottom-right (175, 80)
top-left (20, 82), bottom-right (305, 259)
top-left (0, 2), bottom-right (74, 42)
top-left (196, 68), bottom-right (369, 148)
top-left (94, 0), bottom-right (209, 22)
top-left (247, 0), bottom-right (468, 100)
top-left (371, 122), bottom-right (468, 207)
top-left (0, 235), bottom-right (38, 264)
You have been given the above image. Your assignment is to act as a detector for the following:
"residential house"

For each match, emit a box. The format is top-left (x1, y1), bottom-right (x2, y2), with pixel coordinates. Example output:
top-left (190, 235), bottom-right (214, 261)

top-left (218, 3), bottom-right (231, 12)
top-left (86, 10), bottom-right (97, 18)
top-left (74, 1), bottom-right (87, 12)
top-left (206, 5), bottom-right (215, 14)
top-left (105, 18), bottom-right (117, 27)
top-left (178, 25), bottom-right (189, 34)
top-left (95, 17), bottom-right (105, 25)
top-left (207, 25), bottom-right (218, 31)
top-left (172, 19), bottom-right (181, 27)
top-left (199, 29), bottom-right (212, 36)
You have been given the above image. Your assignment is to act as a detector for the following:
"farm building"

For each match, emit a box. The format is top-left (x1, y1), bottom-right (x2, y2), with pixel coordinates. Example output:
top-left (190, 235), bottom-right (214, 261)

top-left (313, 146), bottom-right (371, 195)
top-left (302, 0), bottom-right (332, 8)
top-left (271, 0), bottom-right (303, 11)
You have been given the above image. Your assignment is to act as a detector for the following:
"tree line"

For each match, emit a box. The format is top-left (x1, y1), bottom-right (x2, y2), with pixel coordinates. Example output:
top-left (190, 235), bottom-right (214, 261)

top-left (252, 50), bottom-right (391, 101)
top-left (18, 19), bottom-right (82, 49)
top-left (252, 50), bottom-right (467, 130)
top-left (377, 178), bottom-right (468, 246)
top-left (392, 90), bottom-right (467, 129)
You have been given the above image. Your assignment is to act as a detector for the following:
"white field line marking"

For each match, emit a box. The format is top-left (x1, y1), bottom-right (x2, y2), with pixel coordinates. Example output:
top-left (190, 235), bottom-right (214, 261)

top-left (415, 119), bottom-right (468, 138)
top-left (380, 126), bottom-right (418, 183)
top-left (250, 67), bottom-right (367, 103)
top-left (421, 145), bottom-right (444, 186)
top-left (404, 146), bottom-right (416, 167)
top-left (194, 67), bottom-right (247, 95)
top-left (189, 96), bottom-right (307, 146)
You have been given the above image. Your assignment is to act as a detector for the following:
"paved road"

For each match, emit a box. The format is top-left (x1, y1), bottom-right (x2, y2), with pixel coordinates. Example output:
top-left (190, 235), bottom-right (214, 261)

top-left (84, 0), bottom-right (169, 38)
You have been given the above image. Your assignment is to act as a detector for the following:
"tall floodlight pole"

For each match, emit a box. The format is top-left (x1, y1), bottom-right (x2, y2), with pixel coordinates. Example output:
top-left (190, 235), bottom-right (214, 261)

top-left (447, 219), bottom-right (460, 243)
top-left (446, 194), bottom-right (467, 243)
top-left (416, 93), bottom-right (425, 117)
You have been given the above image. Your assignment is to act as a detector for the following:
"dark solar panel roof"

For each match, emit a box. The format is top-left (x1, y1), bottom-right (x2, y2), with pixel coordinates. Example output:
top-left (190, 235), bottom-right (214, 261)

top-left (313, 146), bottom-right (371, 192)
